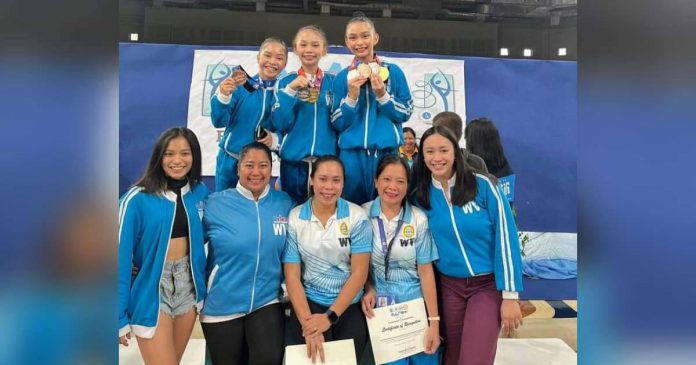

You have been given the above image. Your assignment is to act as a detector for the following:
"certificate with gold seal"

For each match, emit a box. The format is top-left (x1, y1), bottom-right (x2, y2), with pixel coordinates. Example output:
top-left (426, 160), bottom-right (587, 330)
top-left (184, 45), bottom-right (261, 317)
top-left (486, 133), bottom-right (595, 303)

top-left (366, 298), bottom-right (428, 364)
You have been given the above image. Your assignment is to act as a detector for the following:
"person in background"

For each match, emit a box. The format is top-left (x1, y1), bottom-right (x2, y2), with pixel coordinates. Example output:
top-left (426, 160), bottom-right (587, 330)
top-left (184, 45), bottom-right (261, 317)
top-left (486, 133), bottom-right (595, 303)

top-left (211, 37), bottom-right (287, 191)
top-left (118, 127), bottom-right (210, 365)
top-left (200, 142), bottom-right (294, 365)
top-left (413, 126), bottom-right (523, 365)
top-left (399, 127), bottom-right (419, 169)
top-left (464, 117), bottom-right (512, 178)
top-left (464, 117), bottom-right (536, 318)
top-left (431, 112), bottom-right (487, 173)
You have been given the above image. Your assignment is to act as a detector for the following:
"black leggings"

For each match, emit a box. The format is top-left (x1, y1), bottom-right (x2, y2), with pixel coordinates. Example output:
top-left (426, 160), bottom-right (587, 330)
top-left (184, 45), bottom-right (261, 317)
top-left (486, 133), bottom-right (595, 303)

top-left (201, 303), bottom-right (285, 365)
top-left (286, 300), bottom-right (368, 362)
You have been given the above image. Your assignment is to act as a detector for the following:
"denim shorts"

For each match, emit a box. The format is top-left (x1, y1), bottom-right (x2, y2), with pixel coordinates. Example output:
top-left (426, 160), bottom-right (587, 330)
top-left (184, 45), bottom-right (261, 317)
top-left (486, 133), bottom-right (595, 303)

top-left (159, 255), bottom-right (196, 317)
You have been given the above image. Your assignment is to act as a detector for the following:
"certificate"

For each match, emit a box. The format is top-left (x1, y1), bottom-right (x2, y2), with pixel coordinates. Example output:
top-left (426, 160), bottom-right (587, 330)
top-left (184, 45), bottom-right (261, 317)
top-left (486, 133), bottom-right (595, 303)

top-left (366, 297), bottom-right (428, 364)
top-left (284, 339), bottom-right (357, 365)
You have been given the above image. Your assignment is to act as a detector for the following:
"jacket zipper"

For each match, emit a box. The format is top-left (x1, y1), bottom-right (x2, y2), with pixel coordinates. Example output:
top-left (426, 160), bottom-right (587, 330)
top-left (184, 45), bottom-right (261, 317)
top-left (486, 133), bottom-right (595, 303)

top-left (249, 201), bottom-right (262, 312)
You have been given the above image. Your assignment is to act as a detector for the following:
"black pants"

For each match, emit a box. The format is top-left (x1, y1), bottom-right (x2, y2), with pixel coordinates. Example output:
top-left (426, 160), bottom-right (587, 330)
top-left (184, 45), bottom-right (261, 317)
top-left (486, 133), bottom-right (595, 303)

top-left (201, 303), bottom-right (284, 365)
top-left (286, 300), bottom-right (368, 362)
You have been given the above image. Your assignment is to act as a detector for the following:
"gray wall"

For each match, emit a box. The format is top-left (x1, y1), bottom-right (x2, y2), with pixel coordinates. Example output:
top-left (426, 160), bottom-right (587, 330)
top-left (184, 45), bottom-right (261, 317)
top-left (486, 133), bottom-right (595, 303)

top-left (121, 5), bottom-right (576, 60)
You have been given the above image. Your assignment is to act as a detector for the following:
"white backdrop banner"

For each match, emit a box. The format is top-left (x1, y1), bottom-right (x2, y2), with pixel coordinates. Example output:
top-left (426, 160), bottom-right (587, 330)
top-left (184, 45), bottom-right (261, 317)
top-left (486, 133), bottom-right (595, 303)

top-left (187, 49), bottom-right (466, 176)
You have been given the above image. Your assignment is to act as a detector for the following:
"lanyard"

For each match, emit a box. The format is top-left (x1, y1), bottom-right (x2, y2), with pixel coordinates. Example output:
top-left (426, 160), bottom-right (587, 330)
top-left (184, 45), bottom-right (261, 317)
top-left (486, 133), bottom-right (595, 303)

top-left (349, 54), bottom-right (382, 70)
top-left (237, 65), bottom-right (276, 91)
top-left (376, 208), bottom-right (404, 282)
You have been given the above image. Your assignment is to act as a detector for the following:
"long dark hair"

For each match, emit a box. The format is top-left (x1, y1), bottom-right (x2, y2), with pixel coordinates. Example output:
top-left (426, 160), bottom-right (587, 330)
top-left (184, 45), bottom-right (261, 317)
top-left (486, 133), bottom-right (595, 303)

top-left (375, 154), bottom-right (411, 207)
top-left (465, 117), bottom-right (509, 174)
top-left (134, 127), bottom-right (202, 193)
top-left (413, 126), bottom-right (477, 210)
top-left (308, 155), bottom-right (345, 197)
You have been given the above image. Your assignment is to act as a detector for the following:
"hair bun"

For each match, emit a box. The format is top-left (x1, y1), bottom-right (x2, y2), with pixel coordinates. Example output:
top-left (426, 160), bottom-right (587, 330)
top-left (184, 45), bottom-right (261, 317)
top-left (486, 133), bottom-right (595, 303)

top-left (352, 11), bottom-right (366, 18)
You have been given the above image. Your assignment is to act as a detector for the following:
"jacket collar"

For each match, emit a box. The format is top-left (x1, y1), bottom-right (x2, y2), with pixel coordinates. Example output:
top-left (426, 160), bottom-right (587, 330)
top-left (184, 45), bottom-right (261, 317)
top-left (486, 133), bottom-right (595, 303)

top-left (299, 197), bottom-right (350, 221)
top-left (368, 197), bottom-right (412, 223)
top-left (162, 183), bottom-right (191, 202)
top-left (431, 173), bottom-right (456, 191)
top-left (237, 183), bottom-right (270, 202)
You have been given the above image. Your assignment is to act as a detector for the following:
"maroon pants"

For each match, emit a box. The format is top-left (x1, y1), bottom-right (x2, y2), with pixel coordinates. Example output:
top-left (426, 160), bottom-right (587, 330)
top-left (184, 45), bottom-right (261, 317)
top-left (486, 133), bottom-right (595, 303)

top-left (440, 273), bottom-right (502, 365)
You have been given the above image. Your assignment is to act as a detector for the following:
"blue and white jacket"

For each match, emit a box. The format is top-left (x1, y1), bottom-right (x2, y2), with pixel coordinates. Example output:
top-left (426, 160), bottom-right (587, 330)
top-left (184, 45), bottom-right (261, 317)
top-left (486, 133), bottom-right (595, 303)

top-left (362, 198), bottom-right (438, 303)
top-left (211, 75), bottom-right (281, 158)
top-left (118, 182), bottom-right (210, 338)
top-left (200, 184), bottom-right (294, 321)
top-left (283, 198), bottom-right (373, 307)
top-left (424, 173), bottom-right (523, 298)
top-left (330, 58), bottom-right (414, 151)
top-left (271, 71), bottom-right (338, 162)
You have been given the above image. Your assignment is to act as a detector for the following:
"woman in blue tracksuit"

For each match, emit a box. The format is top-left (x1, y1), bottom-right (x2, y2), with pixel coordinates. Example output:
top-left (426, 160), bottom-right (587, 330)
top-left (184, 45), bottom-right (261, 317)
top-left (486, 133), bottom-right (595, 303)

top-left (200, 142), bottom-right (295, 365)
top-left (271, 25), bottom-right (337, 203)
top-left (283, 155), bottom-right (372, 363)
top-left (331, 13), bottom-right (414, 204)
top-left (118, 127), bottom-right (209, 365)
top-left (412, 126), bottom-right (523, 365)
top-left (361, 155), bottom-right (440, 365)
top-left (211, 37), bottom-right (287, 191)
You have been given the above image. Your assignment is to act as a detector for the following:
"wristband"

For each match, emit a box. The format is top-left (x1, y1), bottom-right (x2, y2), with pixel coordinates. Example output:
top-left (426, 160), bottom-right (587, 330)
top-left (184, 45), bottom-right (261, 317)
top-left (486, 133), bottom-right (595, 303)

top-left (427, 316), bottom-right (440, 321)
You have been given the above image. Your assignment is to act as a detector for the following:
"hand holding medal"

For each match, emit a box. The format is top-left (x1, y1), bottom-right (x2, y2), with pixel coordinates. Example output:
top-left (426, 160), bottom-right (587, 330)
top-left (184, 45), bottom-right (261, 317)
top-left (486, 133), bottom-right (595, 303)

top-left (219, 66), bottom-right (251, 96)
top-left (347, 60), bottom-right (390, 99)
top-left (296, 69), bottom-right (323, 103)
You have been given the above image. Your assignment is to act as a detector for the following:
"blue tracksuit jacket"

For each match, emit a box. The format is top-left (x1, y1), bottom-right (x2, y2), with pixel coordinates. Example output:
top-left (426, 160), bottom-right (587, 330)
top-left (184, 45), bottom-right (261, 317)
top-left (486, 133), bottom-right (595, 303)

top-left (424, 174), bottom-right (524, 293)
top-left (118, 182), bottom-right (210, 338)
top-left (201, 185), bottom-right (295, 317)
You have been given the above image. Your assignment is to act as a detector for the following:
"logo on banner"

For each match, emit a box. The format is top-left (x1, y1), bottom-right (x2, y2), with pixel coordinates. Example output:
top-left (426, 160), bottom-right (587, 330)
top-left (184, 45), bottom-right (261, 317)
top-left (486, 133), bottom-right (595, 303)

top-left (412, 68), bottom-right (456, 124)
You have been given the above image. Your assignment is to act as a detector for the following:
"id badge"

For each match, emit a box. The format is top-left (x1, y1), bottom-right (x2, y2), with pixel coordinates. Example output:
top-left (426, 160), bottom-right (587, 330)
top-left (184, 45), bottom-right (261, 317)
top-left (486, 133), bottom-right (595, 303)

top-left (376, 293), bottom-right (397, 308)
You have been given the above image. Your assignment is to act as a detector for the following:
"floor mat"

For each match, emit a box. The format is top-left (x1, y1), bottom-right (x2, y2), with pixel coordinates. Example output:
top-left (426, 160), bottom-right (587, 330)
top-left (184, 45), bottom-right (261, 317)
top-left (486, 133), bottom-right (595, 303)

top-left (495, 338), bottom-right (576, 365)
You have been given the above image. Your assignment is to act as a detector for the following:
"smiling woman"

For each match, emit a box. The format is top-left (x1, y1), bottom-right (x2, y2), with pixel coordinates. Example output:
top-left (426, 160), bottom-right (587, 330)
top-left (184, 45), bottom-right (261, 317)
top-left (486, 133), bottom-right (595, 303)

top-left (210, 37), bottom-right (288, 191)
top-left (413, 126), bottom-right (524, 365)
top-left (283, 155), bottom-right (373, 363)
top-left (199, 141), bottom-right (295, 365)
top-left (118, 127), bottom-right (209, 364)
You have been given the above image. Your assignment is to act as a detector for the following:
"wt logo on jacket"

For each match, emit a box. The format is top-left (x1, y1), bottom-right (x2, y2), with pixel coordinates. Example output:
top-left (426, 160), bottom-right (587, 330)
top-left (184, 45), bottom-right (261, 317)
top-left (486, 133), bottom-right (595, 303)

top-left (273, 215), bottom-right (288, 236)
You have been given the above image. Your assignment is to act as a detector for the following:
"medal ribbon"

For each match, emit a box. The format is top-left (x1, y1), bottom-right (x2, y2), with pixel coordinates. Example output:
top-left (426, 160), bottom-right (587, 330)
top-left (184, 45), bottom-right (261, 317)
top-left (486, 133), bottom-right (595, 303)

top-left (349, 54), bottom-right (382, 70)
top-left (298, 67), bottom-right (324, 90)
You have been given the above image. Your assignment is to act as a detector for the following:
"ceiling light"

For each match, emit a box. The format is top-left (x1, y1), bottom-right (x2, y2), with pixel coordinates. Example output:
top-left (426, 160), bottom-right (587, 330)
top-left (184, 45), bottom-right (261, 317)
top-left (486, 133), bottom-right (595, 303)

top-left (558, 48), bottom-right (567, 56)
top-left (523, 48), bottom-right (532, 57)
top-left (500, 48), bottom-right (509, 56)
top-left (129, 33), bottom-right (139, 42)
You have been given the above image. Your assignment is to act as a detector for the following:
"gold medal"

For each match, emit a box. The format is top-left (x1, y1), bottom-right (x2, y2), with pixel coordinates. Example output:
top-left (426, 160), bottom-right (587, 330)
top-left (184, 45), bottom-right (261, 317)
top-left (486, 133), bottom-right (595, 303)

top-left (378, 66), bottom-right (390, 81)
top-left (307, 87), bottom-right (320, 103)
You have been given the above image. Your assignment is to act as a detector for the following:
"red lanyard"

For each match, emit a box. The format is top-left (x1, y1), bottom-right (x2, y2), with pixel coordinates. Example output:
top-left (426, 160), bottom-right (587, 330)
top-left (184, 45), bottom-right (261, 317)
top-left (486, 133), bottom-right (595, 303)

top-left (298, 68), bottom-right (324, 90)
